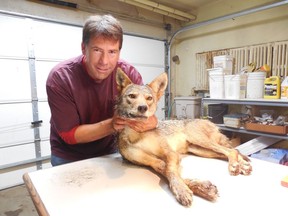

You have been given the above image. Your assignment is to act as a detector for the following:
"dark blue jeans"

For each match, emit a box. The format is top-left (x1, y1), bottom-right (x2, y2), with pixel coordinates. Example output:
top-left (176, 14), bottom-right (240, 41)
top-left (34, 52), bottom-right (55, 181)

top-left (51, 154), bottom-right (73, 166)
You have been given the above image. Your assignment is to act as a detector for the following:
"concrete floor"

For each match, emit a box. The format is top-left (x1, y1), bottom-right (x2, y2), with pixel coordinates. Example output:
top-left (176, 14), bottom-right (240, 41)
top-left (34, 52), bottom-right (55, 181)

top-left (0, 185), bottom-right (38, 216)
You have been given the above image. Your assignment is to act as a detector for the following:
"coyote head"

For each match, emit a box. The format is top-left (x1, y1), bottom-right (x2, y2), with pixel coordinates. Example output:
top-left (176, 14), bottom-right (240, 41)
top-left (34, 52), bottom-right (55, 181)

top-left (115, 68), bottom-right (167, 119)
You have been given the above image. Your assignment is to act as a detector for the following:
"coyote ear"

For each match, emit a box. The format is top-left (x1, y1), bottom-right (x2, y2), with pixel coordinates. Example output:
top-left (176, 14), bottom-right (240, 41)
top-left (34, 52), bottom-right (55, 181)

top-left (148, 72), bottom-right (168, 101)
top-left (116, 68), bottom-right (132, 92)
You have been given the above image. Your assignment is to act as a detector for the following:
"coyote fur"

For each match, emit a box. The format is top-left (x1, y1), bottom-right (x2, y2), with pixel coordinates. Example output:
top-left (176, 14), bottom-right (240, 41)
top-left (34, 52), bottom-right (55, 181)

top-left (115, 68), bottom-right (252, 207)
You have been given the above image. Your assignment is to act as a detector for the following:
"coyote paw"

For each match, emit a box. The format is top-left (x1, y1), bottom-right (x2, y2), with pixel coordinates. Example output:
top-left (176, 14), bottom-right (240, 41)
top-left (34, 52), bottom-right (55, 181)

top-left (170, 181), bottom-right (193, 207)
top-left (228, 150), bottom-right (252, 176)
top-left (185, 179), bottom-right (219, 201)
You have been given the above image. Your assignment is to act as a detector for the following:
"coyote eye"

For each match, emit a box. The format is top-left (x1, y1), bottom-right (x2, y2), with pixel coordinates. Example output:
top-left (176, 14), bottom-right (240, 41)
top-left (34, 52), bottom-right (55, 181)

top-left (128, 94), bottom-right (136, 99)
top-left (147, 96), bottom-right (153, 101)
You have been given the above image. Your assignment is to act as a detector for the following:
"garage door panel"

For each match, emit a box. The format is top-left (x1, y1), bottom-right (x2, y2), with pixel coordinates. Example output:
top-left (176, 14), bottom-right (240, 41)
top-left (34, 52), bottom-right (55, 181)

top-left (40, 140), bottom-right (51, 157)
top-left (35, 61), bottom-right (59, 100)
top-left (0, 103), bottom-right (34, 147)
top-left (38, 101), bottom-right (51, 139)
top-left (0, 15), bottom-right (29, 58)
top-left (0, 59), bottom-right (31, 101)
top-left (121, 35), bottom-right (165, 66)
top-left (32, 21), bottom-right (82, 60)
top-left (0, 143), bottom-right (35, 165)
top-left (0, 166), bottom-right (37, 190)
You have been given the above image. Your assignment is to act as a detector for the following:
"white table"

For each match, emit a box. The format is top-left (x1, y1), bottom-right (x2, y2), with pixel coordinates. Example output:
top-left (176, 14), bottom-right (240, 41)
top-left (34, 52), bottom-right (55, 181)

top-left (23, 153), bottom-right (288, 216)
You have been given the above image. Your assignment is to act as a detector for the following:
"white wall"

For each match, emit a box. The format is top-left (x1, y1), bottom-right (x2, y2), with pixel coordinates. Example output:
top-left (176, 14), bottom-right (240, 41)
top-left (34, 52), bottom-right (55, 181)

top-left (170, 1), bottom-right (288, 97)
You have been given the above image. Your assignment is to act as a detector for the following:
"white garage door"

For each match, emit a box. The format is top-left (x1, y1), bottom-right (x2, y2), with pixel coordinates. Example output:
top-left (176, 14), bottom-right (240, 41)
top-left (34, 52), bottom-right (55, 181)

top-left (0, 12), bottom-right (166, 189)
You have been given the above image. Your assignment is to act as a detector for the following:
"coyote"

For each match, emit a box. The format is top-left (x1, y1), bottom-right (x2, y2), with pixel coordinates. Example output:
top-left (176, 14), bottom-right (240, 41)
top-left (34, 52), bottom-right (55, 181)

top-left (115, 68), bottom-right (252, 207)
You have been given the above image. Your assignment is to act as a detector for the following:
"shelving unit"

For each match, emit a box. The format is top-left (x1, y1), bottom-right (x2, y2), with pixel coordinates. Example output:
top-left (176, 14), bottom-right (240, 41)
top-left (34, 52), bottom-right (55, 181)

top-left (202, 98), bottom-right (288, 140)
top-left (202, 98), bottom-right (288, 107)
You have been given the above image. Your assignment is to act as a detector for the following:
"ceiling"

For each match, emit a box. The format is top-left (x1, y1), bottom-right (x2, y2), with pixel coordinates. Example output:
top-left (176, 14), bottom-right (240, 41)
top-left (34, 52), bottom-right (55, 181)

top-left (37, 0), bottom-right (283, 26)
top-left (37, 0), bottom-right (216, 23)
top-left (143, 0), bottom-right (215, 12)
top-left (115, 0), bottom-right (215, 22)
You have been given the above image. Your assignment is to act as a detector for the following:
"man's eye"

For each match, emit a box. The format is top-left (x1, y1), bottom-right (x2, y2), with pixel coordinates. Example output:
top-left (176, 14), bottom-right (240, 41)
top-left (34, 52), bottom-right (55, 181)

top-left (94, 48), bottom-right (102, 53)
top-left (108, 50), bottom-right (119, 56)
top-left (128, 94), bottom-right (136, 99)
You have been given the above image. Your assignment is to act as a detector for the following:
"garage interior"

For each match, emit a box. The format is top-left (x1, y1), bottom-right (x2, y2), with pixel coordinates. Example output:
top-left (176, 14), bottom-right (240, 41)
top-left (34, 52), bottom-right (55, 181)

top-left (0, 0), bottom-right (288, 215)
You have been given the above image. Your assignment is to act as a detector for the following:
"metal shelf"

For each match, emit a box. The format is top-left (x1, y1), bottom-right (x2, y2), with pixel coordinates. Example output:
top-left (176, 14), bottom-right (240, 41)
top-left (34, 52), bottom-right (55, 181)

top-left (217, 124), bottom-right (288, 140)
top-left (202, 98), bottom-right (288, 139)
top-left (202, 98), bottom-right (288, 107)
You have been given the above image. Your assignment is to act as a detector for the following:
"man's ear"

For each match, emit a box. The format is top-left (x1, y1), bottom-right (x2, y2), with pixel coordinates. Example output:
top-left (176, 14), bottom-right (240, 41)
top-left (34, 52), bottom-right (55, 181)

top-left (116, 68), bottom-right (132, 93)
top-left (148, 72), bottom-right (168, 101)
top-left (81, 42), bottom-right (86, 55)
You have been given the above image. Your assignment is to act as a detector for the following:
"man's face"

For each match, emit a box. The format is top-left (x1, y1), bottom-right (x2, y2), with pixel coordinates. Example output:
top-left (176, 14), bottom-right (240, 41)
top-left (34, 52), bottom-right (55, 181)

top-left (82, 35), bottom-right (120, 82)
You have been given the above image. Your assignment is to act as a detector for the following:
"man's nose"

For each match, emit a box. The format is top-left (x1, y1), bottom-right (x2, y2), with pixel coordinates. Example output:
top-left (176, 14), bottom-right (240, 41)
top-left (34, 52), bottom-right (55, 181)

top-left (99, 52), bottom-right (109, 64)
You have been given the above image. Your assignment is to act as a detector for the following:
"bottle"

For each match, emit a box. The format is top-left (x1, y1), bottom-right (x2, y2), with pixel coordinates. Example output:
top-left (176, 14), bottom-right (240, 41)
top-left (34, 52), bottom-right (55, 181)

top-left (264, 76), bottom-right (280, 99)
top-left (281, 76), bottom-right (288, 99)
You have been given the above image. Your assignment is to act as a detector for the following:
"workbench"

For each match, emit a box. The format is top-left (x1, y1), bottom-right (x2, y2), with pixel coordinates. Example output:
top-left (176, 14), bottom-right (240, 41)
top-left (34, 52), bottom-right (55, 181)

top-left (23, 153), bottom-right (287, 216)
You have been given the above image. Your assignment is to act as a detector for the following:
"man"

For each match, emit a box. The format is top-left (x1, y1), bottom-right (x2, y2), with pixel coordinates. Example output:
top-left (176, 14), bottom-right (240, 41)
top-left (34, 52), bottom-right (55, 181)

top-left (46, 14), bottom-right (157, 166)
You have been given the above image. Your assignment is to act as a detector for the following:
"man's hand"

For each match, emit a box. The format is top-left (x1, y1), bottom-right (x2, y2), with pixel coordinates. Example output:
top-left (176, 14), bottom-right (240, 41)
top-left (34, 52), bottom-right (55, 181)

top-left (125, 115), bottom-right (158, 132)
top-left (112, 116), bottom-right (127, 132)
top-left (112, 114), bottom-right (158, 133)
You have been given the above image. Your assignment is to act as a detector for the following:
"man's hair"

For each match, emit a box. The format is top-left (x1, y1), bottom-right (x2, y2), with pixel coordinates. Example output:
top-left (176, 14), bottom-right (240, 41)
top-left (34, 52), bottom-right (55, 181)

top-left (82, 14), bottom-right (123, 49)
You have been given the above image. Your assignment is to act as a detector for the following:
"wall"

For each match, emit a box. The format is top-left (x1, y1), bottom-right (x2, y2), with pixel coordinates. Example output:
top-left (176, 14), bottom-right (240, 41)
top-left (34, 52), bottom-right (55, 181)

top-left (170, 0), bottom-right (288, 97)
top-left (168, 0), bottom-right (288, 148)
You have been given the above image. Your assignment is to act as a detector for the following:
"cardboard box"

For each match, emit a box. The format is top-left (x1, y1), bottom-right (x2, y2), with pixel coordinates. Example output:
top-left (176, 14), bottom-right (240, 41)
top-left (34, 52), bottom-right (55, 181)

top-left (223, 113), bottom-right (249, 128)
top-left (245, 122), bottom-right (288, 135)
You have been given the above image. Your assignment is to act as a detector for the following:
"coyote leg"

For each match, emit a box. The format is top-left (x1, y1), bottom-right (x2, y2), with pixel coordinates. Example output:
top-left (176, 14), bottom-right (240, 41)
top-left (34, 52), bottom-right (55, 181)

top-left (184, 179), bottom-right (219, 201)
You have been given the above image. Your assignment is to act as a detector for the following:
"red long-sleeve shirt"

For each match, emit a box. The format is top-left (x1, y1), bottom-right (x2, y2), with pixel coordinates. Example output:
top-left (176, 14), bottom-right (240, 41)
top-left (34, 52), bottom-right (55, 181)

top-left (46, 55), bottom-right (143, 161)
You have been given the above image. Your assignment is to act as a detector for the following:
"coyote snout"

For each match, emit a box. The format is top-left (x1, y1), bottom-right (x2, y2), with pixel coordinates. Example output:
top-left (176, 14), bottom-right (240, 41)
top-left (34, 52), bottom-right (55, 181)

top-left (115, 68), bottom-right (252, 207)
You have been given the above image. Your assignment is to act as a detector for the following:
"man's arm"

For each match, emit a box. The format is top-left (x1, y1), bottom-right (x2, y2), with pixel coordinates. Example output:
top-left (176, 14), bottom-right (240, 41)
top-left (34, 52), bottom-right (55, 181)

top-left (73, 115), bottom-right (158, 143)
top-left (73, 118), bottom-right (116, 144)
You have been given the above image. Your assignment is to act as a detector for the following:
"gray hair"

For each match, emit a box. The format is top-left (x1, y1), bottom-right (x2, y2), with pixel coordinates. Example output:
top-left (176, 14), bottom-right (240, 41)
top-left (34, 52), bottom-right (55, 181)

top-left (82, 14), bottom-right (123, 49)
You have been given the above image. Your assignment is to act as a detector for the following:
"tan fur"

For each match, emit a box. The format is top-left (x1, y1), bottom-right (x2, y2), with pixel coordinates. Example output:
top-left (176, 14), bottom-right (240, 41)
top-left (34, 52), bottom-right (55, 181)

top-left (115, 68), bottom-right (252, 207)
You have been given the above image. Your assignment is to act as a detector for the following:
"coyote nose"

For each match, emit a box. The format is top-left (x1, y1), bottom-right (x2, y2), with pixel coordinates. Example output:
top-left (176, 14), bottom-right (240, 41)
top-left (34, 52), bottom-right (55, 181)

top-left (138, 105), bottom-right (148, 113)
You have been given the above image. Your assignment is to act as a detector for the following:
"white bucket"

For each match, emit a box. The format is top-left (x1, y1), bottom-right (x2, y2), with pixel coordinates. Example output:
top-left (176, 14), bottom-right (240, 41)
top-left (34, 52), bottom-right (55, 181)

top-left (213, 55), bottom-right (234, 72)
top-left (174, 97), bottom-right (201, 119)
top-left (208, 69), bottom-right (225, 99)
top-left (246, 72), bottom-right (266, 99)
top-left (224, 74), bottom-right (247, 99)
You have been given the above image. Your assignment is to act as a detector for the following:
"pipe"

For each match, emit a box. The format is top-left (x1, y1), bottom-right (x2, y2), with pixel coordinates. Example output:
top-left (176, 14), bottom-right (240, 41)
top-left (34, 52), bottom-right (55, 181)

top-left (118, 0), bottom-right (196, 22)
top-left (166, 0), bottom-right (288, 114)
top-left (132, 0), bottom-right (196, 20)
top-left (77, 3), bottom-right (165, 27)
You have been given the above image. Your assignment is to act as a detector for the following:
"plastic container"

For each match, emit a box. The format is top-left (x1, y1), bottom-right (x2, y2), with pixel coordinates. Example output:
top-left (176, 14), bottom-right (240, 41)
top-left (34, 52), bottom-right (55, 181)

top-left (174, 97), bottom-right (201, 119)
top-left (246, 72), bottom-right (266, 99)
top-left (281, 76), bottom-right (288, 99)
top-left (213, 55), bottom-right (234, 72)
top-left (207, 68), bottom-right (225, 99)
top-left (208, 104), bottom-right (228, 124)
top-left (224, 74), bottom-right (247, 99)
top-left (264, 76), bottom-right (280, 99)
top-left (251, 148), bottom-right (288, 165)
